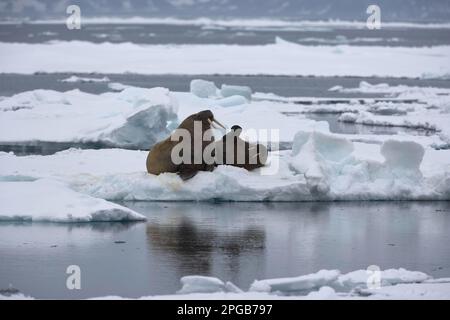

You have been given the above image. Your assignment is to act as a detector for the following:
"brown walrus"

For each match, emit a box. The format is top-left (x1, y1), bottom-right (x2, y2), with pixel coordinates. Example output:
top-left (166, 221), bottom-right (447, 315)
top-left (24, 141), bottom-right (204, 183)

top-left (146, 110), bottom-right (226, 181)
top-left (215, 125), bottom-right (268, 170)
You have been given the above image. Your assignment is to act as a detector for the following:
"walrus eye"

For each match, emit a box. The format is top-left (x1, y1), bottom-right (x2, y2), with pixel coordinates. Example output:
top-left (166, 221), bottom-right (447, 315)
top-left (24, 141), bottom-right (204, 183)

top-left (207, 118), bottom-right (226, 130)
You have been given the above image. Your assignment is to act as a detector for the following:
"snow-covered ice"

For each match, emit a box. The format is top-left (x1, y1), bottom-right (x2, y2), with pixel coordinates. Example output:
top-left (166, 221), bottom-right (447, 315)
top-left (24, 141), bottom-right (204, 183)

top-left (1, 40), bottom-right (449, 78)
top-left (7, 17), bottom-right (450, 30)
top-left (0, 82), bottom-right (449, 202)
top-left (177, 276), bottom-right (243, 294)
top-left (171, 91), bottom-right (326, 144)
top-left (3, 81), bottom-right (449, 150)
top-left (214, 95), bottom-right (249, 107)
top-left (0, 87), bottom-right (177, 149)
top-left (178, 276), bottom-right (227, 294)
top-left (0, 86), bottom-right (323, 147)
top-left (60, 75), bottom-right (110, 83)
top-left (331, 81), bottom-right (450, 148)
top-left (190, 79), bottom-right (219, 98)
top-left (1, 131), bottom-right (449, 202)
top-left (220, 84), bottom-right (252, 100)
top-left (250, 270), bottom-right (340, 293)
top-left (362, 282), bottom-right (450, 299)
top-left (334, 268), bottom-right (430, 290)
top-left (0, 179), bottom-right (145, 222)
top-left (2, 267), bottom-right (448, 300)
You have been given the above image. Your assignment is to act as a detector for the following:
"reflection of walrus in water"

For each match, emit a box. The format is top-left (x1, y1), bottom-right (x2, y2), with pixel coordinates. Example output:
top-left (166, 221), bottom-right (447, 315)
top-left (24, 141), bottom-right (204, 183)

top-left (215, 125), bottom-right (268, 170)
top-left (146, 110), bottom-right (226, 181)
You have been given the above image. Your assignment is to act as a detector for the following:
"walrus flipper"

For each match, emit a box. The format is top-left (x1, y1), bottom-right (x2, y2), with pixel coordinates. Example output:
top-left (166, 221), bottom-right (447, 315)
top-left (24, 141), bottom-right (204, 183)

top-left (178, 167), bottom-right (199, 181)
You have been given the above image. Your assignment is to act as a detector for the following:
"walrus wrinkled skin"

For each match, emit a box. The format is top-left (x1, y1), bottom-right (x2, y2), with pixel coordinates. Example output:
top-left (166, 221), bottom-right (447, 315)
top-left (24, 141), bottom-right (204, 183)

top-left (146, 110), bottom-right (226, 181)
top-left (215, 125), bottom-right (268, 170)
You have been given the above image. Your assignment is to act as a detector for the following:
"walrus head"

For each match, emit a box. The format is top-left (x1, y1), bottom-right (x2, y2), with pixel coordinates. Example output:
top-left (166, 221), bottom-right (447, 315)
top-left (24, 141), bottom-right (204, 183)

top-left (230, 125), bottom-right (242, 136)
top-left (193, 110), bottom-right (226, 130)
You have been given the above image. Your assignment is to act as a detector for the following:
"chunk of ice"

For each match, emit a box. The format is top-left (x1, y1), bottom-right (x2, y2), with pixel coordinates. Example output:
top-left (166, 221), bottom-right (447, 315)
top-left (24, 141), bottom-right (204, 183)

top-left (0, 179), bottom-right (146, 222)
top-left (214, 95), bottom-right (248, 107)
top-left (178, 276), bottom-right (226, 294)
top-left (381, 140), bottom-right (425, 171)
top-left (220, 84), bottom-right (252, 100)
top-left (250, 270), bottom-right (340, 293)
top-left (190, 79), bottom-right (219, 98)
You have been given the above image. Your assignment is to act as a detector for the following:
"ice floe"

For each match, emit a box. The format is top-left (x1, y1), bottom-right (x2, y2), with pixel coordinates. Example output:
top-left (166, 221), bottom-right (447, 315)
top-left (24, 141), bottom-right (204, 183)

top-left (0, 83), bottom-right (449, 202)
top-left (177, 276), bottom-right (243, 294)
top-left (220, 84), bottom-right (252, 100)
top-left (60, 75), bottom-right (110, 83)
top-left (8, 17), bottom-right (450, 30)
top-left (190, 79), bottom-right (219, 98)
top-left (250, 270), bottom-right (340, 293)
top-left (1, 40), bottom-right (449, 78)
top-left (3, 82), bottom-right (449, 151)
top-left (2, 267), bottom-right (448, 300)
top-left (190, 79), bottom-right (252, 102)
top-left (0, 179), bottom-right (145, 222)
top-left (0, 85), bottom-right (320, 149)
top-left (0, 87), bottom-right (177, 149)
top-left (334, 268), bottom-right (430, 291)
top-left (1, 130), bottom-right (449, 202)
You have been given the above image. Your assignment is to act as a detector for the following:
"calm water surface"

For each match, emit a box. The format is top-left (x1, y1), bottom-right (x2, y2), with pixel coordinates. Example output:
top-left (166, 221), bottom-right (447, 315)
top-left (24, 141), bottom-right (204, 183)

top-left (1, 201), bottom-right (449, 299)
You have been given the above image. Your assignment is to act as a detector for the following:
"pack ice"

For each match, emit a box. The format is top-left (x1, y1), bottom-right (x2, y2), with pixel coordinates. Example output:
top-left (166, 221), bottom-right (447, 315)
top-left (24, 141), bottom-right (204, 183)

top-left (333, 81), bottom-right (450, 149)
top-left (0, 83), bottom-right (449, 211)
top-left (1, 39), bottom-right (450, 78)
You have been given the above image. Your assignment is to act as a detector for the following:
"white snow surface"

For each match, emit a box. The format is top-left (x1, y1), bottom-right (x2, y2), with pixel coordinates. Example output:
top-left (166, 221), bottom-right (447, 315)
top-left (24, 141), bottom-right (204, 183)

top-left (190, 79), bottom-right (219, 98)
top-left (220, 84), bottom-right (252, 100)
top-left (0, 86), bottom-right (325, 146)
top-left (250, 270), bottom-right (340, 293)
top-left (335, 268), bottom-right (430, 290)
top-left (0, 179), bottom-right (145, 222)
top-left (1, 132), bottom-right (449, 202)
top-left (0, 87), bottom-right (177, 149)
top-left (60, 75), bottom-right (110, 83)
top-left (5, 18), bottom-right (450, 30)
top-left (1, 80), bottom-right (449, 149)
top-left (177, 276), bottom-right (243, 294)
top-left (1, 39), bottom-right (449, 78)
top-left (0, 83), bottom-right (449, 202)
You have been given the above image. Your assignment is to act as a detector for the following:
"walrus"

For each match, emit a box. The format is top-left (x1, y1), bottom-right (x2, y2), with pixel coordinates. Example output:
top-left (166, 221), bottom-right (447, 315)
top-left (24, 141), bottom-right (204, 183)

top-left (215, 125), bottom-right (268, 170)
top-left (146, 110), bottom-right (226, 181)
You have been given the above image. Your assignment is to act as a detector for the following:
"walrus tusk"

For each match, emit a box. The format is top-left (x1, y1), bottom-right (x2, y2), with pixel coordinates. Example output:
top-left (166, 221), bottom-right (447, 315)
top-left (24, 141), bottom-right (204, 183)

top-left (213, 119), bottom-right (226, 129)
top-left (208, 119), bottom-right (217, 129)
top-left (208, 118), bottom-right (226, 130)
